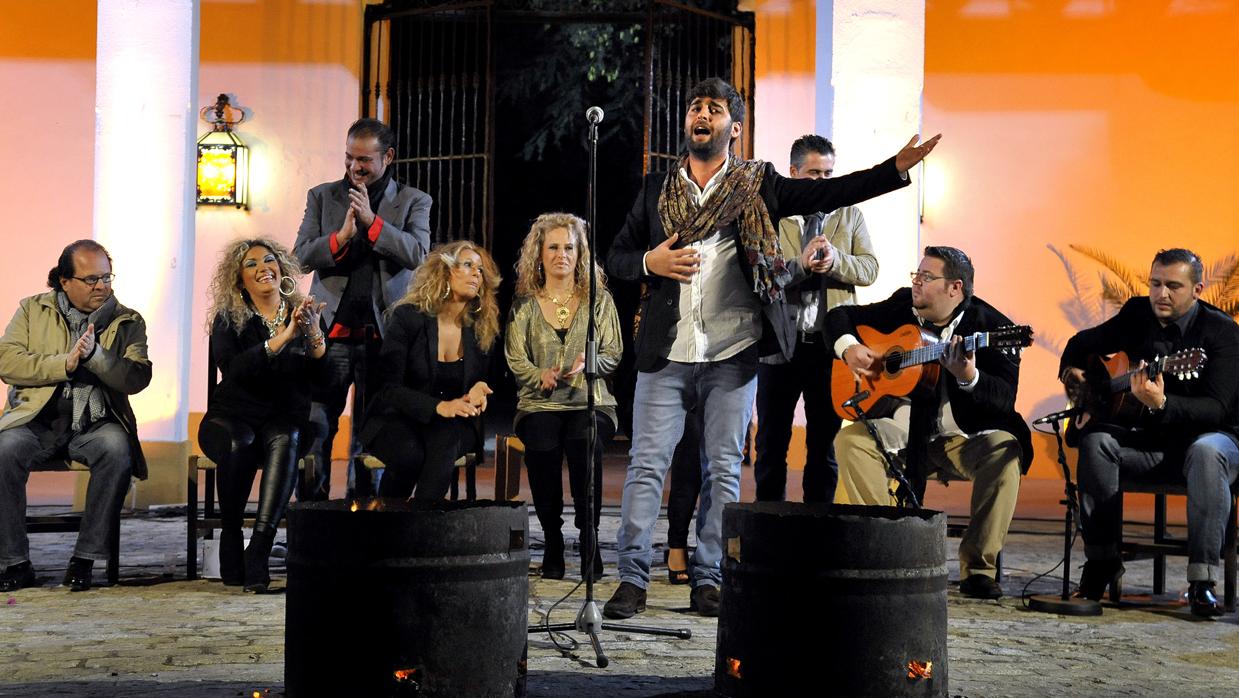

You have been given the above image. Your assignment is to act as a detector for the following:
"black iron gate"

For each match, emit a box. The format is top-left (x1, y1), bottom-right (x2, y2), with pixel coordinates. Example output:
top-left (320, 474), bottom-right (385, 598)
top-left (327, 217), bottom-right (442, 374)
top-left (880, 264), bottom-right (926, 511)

top-left (364, 1), bottom-right (494, 247)
top-left (363, 0), bottom-right (754, 247)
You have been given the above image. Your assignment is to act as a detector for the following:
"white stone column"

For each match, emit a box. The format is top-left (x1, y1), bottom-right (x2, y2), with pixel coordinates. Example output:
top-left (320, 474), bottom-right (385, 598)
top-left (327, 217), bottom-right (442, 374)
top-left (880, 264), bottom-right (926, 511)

top-left (93, 0), bottom-right (200, 506)
top-left (816, 0), bottom-right (925, 303)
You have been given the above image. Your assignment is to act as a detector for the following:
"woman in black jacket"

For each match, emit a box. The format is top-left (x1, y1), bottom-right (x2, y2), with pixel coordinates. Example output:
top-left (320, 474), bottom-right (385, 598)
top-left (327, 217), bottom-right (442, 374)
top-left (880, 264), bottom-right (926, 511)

top-left (199, 238), bottom-right (326, 592)
top-left (361, 240), bottom-right (500, 499)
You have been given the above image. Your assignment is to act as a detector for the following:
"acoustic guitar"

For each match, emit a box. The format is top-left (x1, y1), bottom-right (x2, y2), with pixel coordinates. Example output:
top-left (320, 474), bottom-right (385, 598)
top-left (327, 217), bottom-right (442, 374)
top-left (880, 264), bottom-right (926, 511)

top-left (1064, 348), bottom-right (1207, 445)
top-left (831, 323), bottom-right (1034, 420)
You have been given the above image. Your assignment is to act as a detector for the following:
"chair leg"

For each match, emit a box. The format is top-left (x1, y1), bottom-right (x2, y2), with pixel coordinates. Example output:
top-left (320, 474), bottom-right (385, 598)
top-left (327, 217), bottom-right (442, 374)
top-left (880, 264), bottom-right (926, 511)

top-left (187, 462), bottom-right (199, 581)
top-left (1153, 494), bottom-right (1167, 596)
top-left (205, 468), bottom-right (216, 541)
top-left (1225, 497), bottom-right (1237, 612)
top-left (106, 513), bottom-right (120, 585)
top-left (449, 467), bottom-right (460, 501)
top-left (466, 458), bottom-right (477, 502)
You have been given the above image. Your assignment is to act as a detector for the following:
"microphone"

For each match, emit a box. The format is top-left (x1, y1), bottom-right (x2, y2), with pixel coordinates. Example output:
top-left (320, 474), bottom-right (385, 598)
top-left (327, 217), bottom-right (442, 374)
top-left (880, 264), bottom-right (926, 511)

top-left (1032, 407), bottom-right (1082, 425)
top-left (841, 390), bottom-right (870, 411)
top-left (585, 106), bottom-right (605, 124)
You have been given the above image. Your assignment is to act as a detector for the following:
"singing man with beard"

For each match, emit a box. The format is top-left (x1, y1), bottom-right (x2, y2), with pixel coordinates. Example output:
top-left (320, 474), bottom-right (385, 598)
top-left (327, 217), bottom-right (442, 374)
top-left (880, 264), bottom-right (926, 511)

top-left (294, 118), bottom-right (431, 499)
top-left (602, 77), bottom-right (939, 618)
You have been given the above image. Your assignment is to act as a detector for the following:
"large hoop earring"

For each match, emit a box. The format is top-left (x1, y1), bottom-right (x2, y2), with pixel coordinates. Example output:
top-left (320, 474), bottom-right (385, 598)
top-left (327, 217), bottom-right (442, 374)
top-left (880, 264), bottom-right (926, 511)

top-left (279, 277), bottom-right (296, 297)
top-left (442, 283), bottom-right (451, 300)
top-left (470, 296), bottom-right (482, 314)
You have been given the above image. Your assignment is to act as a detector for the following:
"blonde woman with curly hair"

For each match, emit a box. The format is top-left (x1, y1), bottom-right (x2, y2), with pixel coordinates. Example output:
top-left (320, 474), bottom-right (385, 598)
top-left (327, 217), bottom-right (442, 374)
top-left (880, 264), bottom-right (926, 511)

top-left (359, 240), bottom-right (499, 499)
top-left (199, 238), bottom-right (326, 593)
top-left (505, 213), bottom-right (622, 580)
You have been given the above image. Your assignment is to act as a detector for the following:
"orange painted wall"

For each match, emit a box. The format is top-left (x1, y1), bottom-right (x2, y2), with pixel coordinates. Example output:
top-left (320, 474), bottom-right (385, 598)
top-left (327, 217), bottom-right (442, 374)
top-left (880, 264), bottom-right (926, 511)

top-left (921, 3), bottom-right (1239, 477)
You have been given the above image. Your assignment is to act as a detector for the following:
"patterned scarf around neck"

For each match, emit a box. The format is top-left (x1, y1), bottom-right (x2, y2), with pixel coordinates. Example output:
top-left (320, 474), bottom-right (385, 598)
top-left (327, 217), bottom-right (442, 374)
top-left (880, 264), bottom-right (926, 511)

top-left (656, 155), bottom-right (790, 303)
top-left (56, 291), bottom-right (118, 431)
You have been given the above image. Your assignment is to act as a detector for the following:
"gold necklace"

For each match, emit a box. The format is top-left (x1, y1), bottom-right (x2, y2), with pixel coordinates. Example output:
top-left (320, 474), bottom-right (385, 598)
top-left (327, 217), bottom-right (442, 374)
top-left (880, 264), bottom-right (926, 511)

top-left (546, 290), bottom-right (574, 329)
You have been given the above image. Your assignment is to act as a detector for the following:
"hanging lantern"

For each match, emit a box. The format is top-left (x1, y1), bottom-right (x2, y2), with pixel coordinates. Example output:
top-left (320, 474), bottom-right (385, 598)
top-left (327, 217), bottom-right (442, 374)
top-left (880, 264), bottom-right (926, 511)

top-left (196, 93), bottom-right (249, 209)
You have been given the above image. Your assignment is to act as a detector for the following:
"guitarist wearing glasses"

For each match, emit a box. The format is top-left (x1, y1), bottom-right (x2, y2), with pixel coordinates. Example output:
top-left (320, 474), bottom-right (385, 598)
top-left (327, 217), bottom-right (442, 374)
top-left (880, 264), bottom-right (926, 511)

top-left (827, 246), bottom-right (1032, 600)
top-left (1061, 248), bottom-right (1239, 617)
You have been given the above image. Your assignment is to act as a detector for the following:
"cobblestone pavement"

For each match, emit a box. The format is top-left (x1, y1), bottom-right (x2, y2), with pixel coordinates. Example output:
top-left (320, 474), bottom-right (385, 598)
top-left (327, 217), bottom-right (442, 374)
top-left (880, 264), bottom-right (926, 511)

top-left (1, 507), bottom-right (1238, 697)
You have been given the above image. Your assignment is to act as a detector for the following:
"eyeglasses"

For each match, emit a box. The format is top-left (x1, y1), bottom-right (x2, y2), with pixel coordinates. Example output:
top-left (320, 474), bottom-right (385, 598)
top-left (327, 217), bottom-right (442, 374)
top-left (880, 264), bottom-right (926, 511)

top-left (909, 271), bottom-right (948, 284)
top-left (70, 273), bottom-right (116, 287)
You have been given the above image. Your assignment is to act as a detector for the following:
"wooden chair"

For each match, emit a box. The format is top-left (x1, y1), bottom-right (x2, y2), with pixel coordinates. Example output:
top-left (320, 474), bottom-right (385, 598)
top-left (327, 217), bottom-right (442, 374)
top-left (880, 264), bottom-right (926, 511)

top-left (28, 459), bottom-right (122, 585)
top-left (185, 452), bottom-right (313, 580)
top-left (493, 433), bottom-right (525, 501)
top-left (1118, 478), bottom-right (1238, 610)
top-left (353, 416), bottom-right (485, 501)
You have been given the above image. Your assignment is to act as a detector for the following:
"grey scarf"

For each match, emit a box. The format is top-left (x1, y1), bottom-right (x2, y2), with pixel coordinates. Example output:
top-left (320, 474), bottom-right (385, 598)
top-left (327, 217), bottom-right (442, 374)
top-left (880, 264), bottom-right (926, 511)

top-left (56, 291), bottom-right (118, 431)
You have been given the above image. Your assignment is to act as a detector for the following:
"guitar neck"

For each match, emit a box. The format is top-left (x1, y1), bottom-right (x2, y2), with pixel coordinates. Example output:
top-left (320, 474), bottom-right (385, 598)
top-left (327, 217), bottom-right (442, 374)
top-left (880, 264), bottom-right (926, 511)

top-left (899, 333), bottom-right (985, 369)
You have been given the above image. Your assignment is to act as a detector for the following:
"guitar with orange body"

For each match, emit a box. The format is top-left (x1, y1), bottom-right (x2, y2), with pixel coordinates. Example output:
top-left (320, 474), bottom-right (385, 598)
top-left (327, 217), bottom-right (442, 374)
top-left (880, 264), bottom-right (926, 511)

top-left (831, 323), bottom-right (1034, 420)
top-left (1064, 348), bottom-right (1207, 445)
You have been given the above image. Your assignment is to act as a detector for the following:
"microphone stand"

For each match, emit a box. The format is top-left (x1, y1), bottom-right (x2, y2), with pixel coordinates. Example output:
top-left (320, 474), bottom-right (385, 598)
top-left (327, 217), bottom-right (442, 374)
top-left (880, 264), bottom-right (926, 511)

top-left (845, 394), bottom-right (921, 510)
top-left (529, 108), bottom-right (690, 668)
top-left (1027, 416), bottom-right (1101, 615)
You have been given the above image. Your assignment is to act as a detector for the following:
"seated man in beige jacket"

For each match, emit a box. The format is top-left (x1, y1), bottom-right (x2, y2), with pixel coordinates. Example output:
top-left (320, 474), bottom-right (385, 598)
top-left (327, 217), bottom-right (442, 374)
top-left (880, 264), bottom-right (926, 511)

top-left (0, 240), bottom-right (151, 592)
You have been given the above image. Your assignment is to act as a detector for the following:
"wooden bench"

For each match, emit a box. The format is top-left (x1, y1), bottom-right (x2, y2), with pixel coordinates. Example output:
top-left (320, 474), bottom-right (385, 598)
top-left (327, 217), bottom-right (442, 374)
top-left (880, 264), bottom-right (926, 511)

top-left (29, 459), bottom-right (121, 585)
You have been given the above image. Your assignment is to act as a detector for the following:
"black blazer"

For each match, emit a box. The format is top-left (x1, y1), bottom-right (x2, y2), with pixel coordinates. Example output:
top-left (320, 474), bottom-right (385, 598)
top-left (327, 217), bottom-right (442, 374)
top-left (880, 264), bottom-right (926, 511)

top-left (359, 305), bottom-right (489, 443)
top-left (606, 157), bottom-right (909, 372)
top-left (825, 288), bottom-right (1034, 471)
top-left (1060, 297), bottom-right (1239, 446)
top-left (205, 314), bottom-right (324, 428)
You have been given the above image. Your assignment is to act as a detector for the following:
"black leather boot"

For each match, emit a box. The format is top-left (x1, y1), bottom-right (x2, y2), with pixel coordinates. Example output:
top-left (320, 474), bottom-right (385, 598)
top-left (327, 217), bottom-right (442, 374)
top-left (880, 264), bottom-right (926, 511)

top-left (218, 528), bottom-right (244, 586)
top-left (244, 528), bottom-right (276, 593)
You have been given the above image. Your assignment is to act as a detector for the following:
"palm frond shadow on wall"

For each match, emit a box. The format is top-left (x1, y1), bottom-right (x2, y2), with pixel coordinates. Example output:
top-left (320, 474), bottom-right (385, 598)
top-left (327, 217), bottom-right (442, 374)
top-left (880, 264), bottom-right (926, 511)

top-left (1041, 244), bottom-right (1239, 356)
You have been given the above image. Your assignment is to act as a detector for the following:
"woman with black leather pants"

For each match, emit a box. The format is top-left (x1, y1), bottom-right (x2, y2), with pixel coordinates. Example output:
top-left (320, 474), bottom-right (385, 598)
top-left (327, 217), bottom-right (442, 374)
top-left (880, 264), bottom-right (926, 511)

top-left (199, 238), bottom-right (326, 592)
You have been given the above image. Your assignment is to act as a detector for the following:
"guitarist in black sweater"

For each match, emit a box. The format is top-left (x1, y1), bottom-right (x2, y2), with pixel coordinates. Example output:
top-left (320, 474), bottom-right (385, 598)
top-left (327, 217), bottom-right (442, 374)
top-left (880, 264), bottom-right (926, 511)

top-left (1061, 248), bottom-right (1239, 617)
top-left (827, 246), bottom-right (1031, 600)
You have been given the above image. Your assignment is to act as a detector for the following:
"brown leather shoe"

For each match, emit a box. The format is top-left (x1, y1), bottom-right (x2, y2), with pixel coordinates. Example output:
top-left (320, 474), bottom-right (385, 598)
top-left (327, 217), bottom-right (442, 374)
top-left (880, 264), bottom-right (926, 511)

top-left (959, 574), bottom-right (1003, 600)
top-left (602, 581), bottom-right (647, 619)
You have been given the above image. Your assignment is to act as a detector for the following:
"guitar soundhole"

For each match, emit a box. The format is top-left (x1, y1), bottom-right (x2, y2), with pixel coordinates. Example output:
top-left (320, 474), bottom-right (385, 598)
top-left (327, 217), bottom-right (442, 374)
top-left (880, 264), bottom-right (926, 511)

top-left (884, 350), bottom-right (902, 375)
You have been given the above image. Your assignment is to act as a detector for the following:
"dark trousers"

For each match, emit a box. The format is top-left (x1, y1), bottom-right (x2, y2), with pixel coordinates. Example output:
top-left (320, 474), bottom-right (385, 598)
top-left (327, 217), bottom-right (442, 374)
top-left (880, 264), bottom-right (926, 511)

top-left (198, 416), bottom-right (301, 536)
top-left (754, 338), bottom-right (841, 503)
top-left (303, 338), bottom-right (382, 500)
top-left (516, 410), bottom-right (615, 544)
top-left (366, 416), bottom-right (477, 501)
top-left (666, 408), bottom-right (704, 549)
top-left (0, 420), bottom-right (132, 566)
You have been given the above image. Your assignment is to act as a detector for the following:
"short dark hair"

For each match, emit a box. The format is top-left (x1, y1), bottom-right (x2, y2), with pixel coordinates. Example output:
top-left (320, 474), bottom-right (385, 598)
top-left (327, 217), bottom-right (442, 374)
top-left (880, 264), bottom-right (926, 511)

top-left (923, 245), bottom-right (974, 299)
top-left (347, 118), bottom-right (396, 154)
top-left (1152, 248), bottom-right (1203, 285)
top-left (790, 134), bottom-right (835, 169)
top-left (48, 240), bottom-right (112, 290)
top-left (687, 78), bottom-right (746, 125)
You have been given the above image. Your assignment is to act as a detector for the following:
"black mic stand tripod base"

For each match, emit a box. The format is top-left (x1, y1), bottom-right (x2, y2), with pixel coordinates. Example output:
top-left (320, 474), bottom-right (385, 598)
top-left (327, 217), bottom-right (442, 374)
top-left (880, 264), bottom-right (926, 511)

top-left (1027, 418), bottom-right (1101, 616)
top-left (529, 109), bottom-right (691, 669)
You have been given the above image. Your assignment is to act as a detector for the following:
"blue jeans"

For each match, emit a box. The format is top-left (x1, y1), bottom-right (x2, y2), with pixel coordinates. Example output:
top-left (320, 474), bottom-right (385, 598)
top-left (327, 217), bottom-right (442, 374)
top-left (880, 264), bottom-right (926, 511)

top-left (1078, 430), bottom-right (1239, 582)
top-left (0, 421), bottom-right (133, 567)
top-left (617, 348), bottom-right (758, 589)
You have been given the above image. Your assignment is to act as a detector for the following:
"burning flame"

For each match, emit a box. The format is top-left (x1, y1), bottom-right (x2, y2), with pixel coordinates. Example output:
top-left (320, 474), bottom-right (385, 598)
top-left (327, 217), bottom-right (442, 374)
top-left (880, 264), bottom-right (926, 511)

top-left (726, 657), bottom-right (742, 679)
top-left (350, 501), bottom-right (359, 512)
top-left (907, 660), bottom-right (933, 680)
top-left (394, 668), bottom-right (419, 682)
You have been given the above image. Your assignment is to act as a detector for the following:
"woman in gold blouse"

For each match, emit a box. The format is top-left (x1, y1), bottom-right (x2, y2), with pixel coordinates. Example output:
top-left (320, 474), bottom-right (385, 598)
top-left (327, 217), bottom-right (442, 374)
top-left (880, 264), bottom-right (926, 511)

top-left (506, 213), bottom-right (622, 580)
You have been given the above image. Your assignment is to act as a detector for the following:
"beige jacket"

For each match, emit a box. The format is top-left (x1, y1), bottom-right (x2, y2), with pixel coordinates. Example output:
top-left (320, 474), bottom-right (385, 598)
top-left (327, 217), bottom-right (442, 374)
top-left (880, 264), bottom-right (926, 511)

top-left (763, 206), bottom-right (877, 364)
top-left (0, 291), bottom-right (152, 478)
